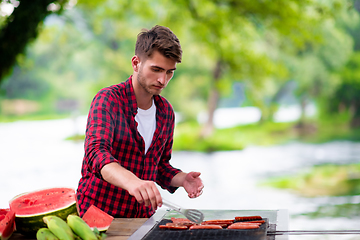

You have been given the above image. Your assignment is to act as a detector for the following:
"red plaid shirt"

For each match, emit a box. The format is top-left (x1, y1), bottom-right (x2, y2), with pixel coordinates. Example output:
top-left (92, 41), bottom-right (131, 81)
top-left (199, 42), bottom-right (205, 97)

top-left (76, 76), bottom-right (181, 218)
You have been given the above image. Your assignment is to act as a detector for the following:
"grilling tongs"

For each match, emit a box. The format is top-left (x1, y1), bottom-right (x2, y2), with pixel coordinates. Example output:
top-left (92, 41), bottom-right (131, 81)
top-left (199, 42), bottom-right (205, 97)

top-left (162, 199), bottom-right (204, 224)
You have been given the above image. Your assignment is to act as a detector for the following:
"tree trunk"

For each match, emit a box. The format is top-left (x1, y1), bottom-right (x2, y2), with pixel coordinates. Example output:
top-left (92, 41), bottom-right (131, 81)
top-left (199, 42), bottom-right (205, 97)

top-left (200, 60), bottom-right (222, 138)
top-left (294, 96), bottom-right (307, 136)
top-left (350, 101), bottom-right (360, 128)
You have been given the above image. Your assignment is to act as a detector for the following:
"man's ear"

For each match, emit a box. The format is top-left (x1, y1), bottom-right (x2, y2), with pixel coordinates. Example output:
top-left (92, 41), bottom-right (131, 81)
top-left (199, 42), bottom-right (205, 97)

top-left (131, 55), bottom-right (140, 72)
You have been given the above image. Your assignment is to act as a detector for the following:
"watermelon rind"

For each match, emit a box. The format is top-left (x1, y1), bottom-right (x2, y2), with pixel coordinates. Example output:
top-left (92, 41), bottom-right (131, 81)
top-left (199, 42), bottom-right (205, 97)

top-left (9, 187), bottom-right (78, 236)
top-left (14, 203), bottom-right (77, 236)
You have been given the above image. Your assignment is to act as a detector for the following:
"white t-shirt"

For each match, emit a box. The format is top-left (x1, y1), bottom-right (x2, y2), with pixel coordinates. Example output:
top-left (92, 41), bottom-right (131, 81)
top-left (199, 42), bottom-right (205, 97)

top-left (135, 100), bottom-right (157, 154)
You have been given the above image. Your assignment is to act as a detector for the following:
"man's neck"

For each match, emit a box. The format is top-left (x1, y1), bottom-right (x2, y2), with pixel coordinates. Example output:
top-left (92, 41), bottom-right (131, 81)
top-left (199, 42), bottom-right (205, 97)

top-left (137, 97), bottom-right (153, 110)
top-left (132, 74), bottom-right (153, 110)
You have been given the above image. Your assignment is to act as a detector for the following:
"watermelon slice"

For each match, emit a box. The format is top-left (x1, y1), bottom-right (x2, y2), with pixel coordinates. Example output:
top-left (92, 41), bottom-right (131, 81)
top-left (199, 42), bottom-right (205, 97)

top-left (0, 209), bottom-right (15, 240)
top-left (9, 187), bottom-right (77, 236)
top-left (82, 205), bottom-right (114, 232)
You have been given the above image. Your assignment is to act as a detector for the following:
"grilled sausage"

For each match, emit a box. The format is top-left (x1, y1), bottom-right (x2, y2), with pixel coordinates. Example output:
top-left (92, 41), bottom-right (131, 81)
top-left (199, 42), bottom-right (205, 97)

top-left (230, 222), bottom-right (262, 226)
top-left (227, 223), bottom-right (260, 229)
top-left (202, 219), bottom-right (234, 224)
top-left (190, 224), bottom-right (223, 230)
top-left (171, 217), bottom-right (193, 223)
top-left (201, 223), bottom-right (229, 228)
top-left (245, 220), bottom-right (265, 224)
top-left (159, 224), bottom-right (188, 230)
top-left (235, 216), bottom-right (262, 222)
top-left (166, 222), bottom-right (194, 228)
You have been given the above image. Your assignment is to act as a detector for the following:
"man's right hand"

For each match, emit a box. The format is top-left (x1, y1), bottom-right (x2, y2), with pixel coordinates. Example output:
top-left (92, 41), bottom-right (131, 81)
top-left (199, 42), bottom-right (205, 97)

top-left (100, 162), bottom-right (162, 211)
top-left (127, 178), bottom-right (163, 210)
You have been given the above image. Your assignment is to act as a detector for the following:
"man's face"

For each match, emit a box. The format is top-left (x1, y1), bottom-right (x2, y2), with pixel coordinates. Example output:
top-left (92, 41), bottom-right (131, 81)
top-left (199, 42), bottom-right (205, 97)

top-left (136, 51), bottom-right (177, 96)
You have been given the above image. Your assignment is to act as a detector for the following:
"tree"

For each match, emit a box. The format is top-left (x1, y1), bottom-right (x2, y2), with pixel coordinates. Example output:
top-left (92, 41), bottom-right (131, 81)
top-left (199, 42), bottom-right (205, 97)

top-left (160, 0), bottom-right (353, 136)
top-left (0, 0), bottom-right (69, 83)
top-left (76, 0), bottom-right (351, 136)
top-left (329, 52), bottom-right (360, 128)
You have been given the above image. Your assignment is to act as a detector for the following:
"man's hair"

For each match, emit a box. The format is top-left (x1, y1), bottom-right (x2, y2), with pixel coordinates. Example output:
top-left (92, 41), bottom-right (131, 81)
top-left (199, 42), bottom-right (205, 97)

top-left (135, 25), bottom-right (182, 63)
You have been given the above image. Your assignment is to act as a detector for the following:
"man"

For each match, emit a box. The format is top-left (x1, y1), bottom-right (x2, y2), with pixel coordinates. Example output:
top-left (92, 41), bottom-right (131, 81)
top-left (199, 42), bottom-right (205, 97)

top-left (76, 25), bottom-right (204, 218)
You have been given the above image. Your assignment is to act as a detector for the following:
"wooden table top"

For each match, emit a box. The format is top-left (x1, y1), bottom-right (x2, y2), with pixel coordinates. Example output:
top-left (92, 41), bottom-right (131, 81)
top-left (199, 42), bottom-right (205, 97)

top-left (10, 218), bottom-right (148, 240)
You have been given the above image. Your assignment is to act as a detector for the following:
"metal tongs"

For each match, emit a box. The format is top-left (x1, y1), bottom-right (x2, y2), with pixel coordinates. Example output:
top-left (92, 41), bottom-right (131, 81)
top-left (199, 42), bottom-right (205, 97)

top-left (162, 199), bottom-right (204, 224)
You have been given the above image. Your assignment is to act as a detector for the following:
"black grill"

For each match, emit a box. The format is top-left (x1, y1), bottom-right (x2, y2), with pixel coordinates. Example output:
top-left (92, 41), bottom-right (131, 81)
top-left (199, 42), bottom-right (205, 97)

top-left (142, 219), bottom-right (268, 240)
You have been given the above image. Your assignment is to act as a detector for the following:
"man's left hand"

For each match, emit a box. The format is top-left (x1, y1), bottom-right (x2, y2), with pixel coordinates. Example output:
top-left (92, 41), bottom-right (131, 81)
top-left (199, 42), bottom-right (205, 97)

top-left (183, 171), bottom-right (204, 198)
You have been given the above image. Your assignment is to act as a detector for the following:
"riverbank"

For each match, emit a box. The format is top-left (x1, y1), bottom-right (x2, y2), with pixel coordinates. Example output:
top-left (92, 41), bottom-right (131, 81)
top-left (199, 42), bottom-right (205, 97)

top-left (1, 117), bottom-right (360, 240)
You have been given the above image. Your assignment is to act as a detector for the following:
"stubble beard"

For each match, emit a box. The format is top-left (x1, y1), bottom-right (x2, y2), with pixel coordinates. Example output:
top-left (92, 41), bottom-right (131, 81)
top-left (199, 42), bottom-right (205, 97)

top-left (137, 67), bottom-right (161, 96)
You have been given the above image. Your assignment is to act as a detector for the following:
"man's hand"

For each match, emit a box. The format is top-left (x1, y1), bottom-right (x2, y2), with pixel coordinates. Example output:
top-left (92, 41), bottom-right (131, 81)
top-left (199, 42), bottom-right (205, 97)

top-left (101, 162), bottom-right (162, 210)
top-left (126, 178), bottom-right (163, 210)
top-left (171, 171), bottom-right (204, 198)
top-left (183, 172), bottom-right (204, 198)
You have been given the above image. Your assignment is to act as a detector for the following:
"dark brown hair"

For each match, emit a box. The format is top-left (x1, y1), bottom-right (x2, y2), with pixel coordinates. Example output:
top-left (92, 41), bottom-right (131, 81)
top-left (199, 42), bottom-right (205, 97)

top-left (135, 25), bottom-right (182, 63)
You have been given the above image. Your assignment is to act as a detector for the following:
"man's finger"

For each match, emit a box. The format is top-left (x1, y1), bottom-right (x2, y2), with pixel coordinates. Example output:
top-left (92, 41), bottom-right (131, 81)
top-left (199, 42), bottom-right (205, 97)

top-left (154, 186), bottom-right (163, 208)
top-left (191, 171), bottom-right (201, 178)
top-left (133, 191), bottom-right (144, 204)
top-left (139, 188), bottom-right (151, 207)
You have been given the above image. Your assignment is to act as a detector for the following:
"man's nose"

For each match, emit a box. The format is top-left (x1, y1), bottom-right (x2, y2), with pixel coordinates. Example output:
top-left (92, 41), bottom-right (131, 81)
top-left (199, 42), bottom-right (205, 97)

top-left (158, 72), bottom-right (167, 85)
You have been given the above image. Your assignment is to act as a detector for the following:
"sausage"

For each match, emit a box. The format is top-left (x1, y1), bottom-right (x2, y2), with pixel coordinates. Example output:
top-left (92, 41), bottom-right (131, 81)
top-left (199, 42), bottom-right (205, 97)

top-left (201, 223), bottom-right (229, 228)
top-left (230, 222), bottom-right (262, 226)
top-left (190, 224), bottom-right (223, 230)
top-left (171, 217), bottom-right (193, 223)
top-left (202, 219), bottom-right (234, 228)
top-left (166, 222), bottom-right (194, 228)
top-left (159, 224), bottom-right (188, 230)
top-left (234, 216), bottom-right (262, 222)
top-left (245, 220), bottom-right (265, 224)
top-left (202, 219), bottom-right (234, 224)
top-left (227, 223), bottom-right (260, 229)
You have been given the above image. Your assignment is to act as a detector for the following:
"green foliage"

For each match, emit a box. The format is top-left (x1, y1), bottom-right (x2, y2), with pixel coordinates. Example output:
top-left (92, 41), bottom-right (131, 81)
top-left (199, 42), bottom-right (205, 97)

top-left (0, 0), bottom-right (69, 82)
top-left (1, 0), bottom-right (360, 137)
top-left (262, 163), bottom-right (360, 197)
top-left (296, 202), bottom-right (360, 219)
top-left (172, 121), bottom-right (296, 152)
top-left (326, 52), bottom-right (360, 128)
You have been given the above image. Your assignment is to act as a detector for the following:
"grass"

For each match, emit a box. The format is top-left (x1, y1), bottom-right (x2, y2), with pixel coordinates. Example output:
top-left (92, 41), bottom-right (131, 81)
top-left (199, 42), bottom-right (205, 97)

top-left (173, 121), bottom-right (297, 152)
top-left (261, 163), bottom-right (360, 197)
top-left (0, 113), bottom-right (73, 123)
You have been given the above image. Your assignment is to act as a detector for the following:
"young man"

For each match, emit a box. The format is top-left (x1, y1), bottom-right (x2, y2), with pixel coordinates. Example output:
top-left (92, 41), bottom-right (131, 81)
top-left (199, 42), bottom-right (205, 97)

top-left (76, 25), bottom-right (204, 218)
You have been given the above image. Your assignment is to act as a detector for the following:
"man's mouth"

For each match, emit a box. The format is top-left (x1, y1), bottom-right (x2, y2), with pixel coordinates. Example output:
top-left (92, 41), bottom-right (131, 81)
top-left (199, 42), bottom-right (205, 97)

top-left (153, 85), bottom-right (164, 90)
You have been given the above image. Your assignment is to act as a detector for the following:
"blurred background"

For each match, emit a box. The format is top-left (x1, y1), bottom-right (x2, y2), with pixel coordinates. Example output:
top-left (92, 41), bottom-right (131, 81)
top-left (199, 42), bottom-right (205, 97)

top-left (1, 0), bottom-right (360, 239)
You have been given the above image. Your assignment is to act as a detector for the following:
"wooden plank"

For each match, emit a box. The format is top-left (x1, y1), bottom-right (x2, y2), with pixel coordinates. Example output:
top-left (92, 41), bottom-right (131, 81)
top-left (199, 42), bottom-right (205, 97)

top-left (9, 218), bottom-right (148, 240)
top-left (106, 218), bottom-right (148, 239)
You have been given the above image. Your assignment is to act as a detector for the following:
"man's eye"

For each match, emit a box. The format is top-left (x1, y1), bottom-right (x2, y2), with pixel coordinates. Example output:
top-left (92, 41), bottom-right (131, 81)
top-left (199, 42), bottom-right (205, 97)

top-left (152, 68), bottom-right (161, 72)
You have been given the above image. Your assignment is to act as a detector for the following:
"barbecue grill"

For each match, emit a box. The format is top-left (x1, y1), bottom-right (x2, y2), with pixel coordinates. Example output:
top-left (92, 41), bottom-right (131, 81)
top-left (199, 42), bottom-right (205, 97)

top-left (128, 209), bottom-right (289, 240)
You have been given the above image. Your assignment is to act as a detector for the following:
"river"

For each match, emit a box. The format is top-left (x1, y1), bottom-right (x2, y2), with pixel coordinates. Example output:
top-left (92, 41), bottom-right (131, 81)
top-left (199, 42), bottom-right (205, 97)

top-left (1, 117), bottom-right (360, 240)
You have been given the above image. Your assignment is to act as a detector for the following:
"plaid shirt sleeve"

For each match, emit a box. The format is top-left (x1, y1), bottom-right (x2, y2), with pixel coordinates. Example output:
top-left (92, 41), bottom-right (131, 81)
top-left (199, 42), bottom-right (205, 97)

top-left (84, 89), bottom-right (119, 176)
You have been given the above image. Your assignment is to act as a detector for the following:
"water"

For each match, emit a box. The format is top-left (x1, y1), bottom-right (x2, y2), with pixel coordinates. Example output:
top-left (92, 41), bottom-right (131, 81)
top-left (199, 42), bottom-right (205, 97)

top-left (1, 117), bottom-right (360, 240)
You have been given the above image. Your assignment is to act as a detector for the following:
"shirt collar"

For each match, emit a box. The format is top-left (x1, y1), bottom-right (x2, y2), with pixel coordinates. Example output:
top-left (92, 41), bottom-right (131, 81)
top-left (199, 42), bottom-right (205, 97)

top-left (126, 76), bottom-right (138, 117)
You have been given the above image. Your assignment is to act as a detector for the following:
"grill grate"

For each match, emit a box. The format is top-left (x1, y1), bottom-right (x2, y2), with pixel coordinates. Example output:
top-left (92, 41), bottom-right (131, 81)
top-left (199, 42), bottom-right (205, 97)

top-left (142, 219), bottom-right (268, 240)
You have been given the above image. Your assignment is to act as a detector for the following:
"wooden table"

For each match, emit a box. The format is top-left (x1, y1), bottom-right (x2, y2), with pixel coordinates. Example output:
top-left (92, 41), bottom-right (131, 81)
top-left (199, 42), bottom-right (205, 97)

top-left (10, 218), bottom-right (148, 240)
top-left (106, 218), bottom-right (148, 240)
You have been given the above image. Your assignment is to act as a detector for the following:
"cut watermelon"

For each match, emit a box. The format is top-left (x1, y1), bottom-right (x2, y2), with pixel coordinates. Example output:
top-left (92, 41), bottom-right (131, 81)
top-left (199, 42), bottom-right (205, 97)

top-left (0, 209), bottom-right (15, 240)
top-left (9, 187), bottom-right (77, 236)
top-left (82, 205), bottom-right (114, 232)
